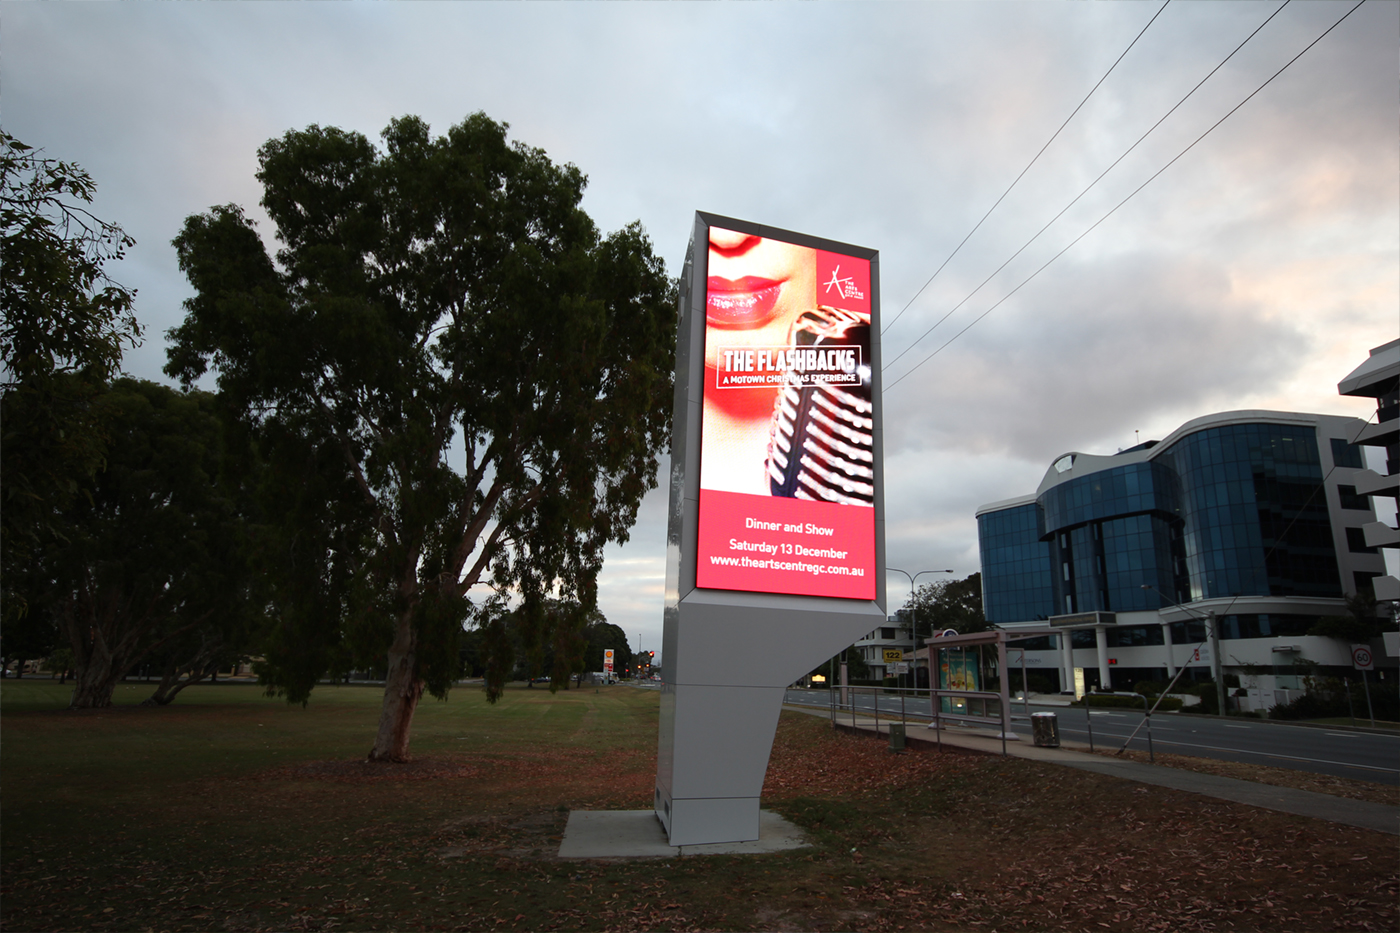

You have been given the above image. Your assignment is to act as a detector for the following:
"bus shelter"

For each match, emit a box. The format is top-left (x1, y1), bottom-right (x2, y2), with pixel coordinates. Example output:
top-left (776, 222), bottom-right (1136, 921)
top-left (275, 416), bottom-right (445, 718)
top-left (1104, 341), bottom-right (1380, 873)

top-left (915, 627), bottom-right (1060, 740)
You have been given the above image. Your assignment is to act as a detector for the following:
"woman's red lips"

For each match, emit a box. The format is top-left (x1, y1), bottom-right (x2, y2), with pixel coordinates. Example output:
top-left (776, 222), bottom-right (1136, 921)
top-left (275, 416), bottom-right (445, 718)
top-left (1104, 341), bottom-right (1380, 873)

top-left (706, 276), bottom-right (783, 329)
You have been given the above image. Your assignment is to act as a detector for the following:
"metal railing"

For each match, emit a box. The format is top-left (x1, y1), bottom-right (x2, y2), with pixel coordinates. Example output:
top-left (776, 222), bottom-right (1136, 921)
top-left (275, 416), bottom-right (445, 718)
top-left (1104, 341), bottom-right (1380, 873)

top-left (825, 683), bottom-right (1016, 756)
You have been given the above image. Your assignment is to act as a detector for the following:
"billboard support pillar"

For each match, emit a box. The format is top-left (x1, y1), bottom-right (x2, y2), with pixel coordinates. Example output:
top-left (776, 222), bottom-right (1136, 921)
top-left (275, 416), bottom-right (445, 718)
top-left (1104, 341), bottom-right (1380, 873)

top-left (655, 213), bottom-right (886, 847)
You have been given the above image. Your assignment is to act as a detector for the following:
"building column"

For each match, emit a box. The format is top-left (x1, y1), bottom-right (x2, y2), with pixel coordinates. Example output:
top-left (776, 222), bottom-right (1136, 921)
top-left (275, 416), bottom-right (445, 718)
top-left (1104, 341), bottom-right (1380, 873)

top-left (1095, 625), bottom-right (1111, 691)
top-left (1161, 622), bottom-right (1176, 678)
top-left (1059, 631), bottom-right (1074, 693)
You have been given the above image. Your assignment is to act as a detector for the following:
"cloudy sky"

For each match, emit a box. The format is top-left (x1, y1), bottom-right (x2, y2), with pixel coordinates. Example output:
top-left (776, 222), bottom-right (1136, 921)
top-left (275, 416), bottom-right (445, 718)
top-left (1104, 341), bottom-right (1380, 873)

top-left (7, 1), bottom-right (1396, 660)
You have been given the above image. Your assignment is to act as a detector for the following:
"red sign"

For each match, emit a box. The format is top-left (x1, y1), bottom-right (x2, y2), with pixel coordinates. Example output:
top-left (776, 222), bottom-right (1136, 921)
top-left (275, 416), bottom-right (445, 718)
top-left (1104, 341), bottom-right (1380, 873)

top-left (697, 227), bottom-right (876, 599)
top-left (815, 249), bottom-right (871, 317)
top-left (695, 489), bottom-right (875, 599)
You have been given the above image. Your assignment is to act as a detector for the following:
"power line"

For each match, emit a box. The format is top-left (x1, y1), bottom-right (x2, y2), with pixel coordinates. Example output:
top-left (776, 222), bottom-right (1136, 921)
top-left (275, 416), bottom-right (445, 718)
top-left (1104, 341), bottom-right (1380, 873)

top-left (882, 0), bottom-right (1293, 375)
top-left (884, 0), bottom-right (1367, 393)
top-left (879, 0), bottom-right (1171, 339)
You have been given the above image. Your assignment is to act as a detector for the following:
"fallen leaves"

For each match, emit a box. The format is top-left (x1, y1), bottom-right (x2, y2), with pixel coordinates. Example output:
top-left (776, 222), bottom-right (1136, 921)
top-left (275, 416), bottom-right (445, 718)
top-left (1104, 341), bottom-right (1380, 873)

top-left (4, 696), bottom-right (1396, 932)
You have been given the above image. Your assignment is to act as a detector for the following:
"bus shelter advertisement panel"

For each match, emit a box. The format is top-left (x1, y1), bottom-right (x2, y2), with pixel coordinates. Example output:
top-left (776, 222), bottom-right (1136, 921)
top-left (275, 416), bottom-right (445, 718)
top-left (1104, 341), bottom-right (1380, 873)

top-left (696, 226), bottom-right (875, 600)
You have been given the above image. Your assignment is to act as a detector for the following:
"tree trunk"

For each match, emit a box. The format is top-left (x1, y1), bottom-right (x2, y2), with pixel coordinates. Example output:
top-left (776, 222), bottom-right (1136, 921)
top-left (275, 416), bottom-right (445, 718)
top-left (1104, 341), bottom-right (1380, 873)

top-left (69, 654), bottom-right (123, 708)
top-left (143, 662), bottom-right (210, 706)
top-left (368, 611), bottom-right (424, 762)
top-left (143, 635), bottom-right (223, 706)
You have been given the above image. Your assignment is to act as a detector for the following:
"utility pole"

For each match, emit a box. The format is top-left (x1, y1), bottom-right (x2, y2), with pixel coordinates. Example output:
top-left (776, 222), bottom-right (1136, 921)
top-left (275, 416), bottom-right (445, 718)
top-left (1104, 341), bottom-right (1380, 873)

top-left (1142, 585), bottom-right (1237, 717)
top-left (1208, 611), bottom-right (1226, 717)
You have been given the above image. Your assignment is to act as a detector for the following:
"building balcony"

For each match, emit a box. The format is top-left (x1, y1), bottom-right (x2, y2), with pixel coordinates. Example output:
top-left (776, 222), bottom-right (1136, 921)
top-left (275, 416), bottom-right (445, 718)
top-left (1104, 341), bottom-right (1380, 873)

top-left (1352, 468), bottom-right (1399, 498)
top-left (1353, 419), bottom-right (1399, 448)
top-left (1361, 521), bottom-right (1399, 549)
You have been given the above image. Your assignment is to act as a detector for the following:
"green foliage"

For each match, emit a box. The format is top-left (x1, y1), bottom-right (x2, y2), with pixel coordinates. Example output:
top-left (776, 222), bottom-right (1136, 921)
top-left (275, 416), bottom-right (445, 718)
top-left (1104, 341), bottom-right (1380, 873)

top-left (25, 379), bottom-right (257, 707)
top-left (1175, 681), bottom-right (1227, 715)
top-left (478, 598), bottom-right (591, 694)
top-left (44, 646), bottom-right (75, 679)
top-left (583, 618), bottom-right (633, 676)
top-left (1, 134), bottom-right (143, 639)
top-left (1268, 675), bottom-right (1399, 722)
top-left (904, 573), bottom-right (985, 637)
top-left (165, 114), bottom-right (675, 755)
top-left (1308, 591), bottom-right (1392, 642)
top-left (804, 650), bottom-right (871, 685)
top-left (1008, 670), bottom-right (1057, 694)
top-left (0, 132), bottom-right (141, 389)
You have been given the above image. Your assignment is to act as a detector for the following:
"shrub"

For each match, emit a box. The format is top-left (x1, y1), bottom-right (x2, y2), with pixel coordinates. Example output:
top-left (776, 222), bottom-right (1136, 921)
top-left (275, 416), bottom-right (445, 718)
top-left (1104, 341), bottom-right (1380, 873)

top-left (1018, 672), bottom-right (1058, 694)
top-left (1180, 683), bottom-right (1218, 715)
top-left (1269, 677), bottom-right (1399, 722)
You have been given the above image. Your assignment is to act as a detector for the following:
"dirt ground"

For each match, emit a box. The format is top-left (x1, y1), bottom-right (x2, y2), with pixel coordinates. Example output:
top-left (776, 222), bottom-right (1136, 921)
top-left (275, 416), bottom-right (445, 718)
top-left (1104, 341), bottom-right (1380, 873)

top-left (749, 716), bottom-right (1399, 932)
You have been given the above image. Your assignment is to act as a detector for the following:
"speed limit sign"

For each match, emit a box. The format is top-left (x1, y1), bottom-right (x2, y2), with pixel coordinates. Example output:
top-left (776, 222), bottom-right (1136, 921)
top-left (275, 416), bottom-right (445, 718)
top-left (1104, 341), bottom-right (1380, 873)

top-left (1351, 644), bottom-right (1375, 671)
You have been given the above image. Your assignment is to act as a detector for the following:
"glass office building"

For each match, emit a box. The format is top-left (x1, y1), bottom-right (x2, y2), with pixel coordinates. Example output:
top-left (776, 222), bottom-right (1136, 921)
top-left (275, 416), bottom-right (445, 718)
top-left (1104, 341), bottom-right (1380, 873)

top-left (975, 410), bottom-right (1386, 701)
top-left (976, 497), bottom-right (1056, 625)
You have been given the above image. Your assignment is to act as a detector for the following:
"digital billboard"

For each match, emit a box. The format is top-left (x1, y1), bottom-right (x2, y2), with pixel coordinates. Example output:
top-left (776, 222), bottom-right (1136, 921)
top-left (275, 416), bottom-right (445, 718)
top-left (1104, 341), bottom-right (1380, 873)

top-left (695, 226), bottom-right (876, 599)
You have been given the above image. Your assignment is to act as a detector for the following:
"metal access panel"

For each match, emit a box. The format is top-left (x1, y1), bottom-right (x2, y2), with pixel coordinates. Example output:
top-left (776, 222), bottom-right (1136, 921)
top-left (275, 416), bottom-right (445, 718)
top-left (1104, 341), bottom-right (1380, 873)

top-left (655, 213), bottom-right (887, 846)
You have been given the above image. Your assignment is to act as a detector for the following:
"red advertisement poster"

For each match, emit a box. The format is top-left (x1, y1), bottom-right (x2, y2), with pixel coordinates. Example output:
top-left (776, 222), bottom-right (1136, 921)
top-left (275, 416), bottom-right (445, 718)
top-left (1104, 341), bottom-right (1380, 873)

top-left (696, 227), bottom-right (875, 599)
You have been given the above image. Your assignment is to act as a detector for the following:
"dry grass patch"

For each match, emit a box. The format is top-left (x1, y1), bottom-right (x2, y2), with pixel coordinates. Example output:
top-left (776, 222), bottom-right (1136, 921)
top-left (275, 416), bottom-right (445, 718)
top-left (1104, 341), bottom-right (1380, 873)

top-left (2, 681), bottom-right (1395, 932)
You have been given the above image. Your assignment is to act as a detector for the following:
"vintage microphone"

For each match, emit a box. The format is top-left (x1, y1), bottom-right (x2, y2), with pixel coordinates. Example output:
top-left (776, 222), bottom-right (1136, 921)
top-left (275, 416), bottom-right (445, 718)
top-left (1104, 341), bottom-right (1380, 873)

top-left (765, 306), bottom-right (875, 505)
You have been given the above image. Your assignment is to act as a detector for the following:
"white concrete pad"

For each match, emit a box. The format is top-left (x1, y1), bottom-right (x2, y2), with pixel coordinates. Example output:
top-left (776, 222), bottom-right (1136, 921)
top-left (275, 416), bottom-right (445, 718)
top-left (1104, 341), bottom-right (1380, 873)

top-left (558, 809), bottom-right (811, 859)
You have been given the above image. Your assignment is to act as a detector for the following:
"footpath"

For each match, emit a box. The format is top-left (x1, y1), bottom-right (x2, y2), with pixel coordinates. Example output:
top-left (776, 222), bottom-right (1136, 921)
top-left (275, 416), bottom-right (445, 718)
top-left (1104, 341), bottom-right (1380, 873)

top-left (785, 703), bottom-right (1399, 836)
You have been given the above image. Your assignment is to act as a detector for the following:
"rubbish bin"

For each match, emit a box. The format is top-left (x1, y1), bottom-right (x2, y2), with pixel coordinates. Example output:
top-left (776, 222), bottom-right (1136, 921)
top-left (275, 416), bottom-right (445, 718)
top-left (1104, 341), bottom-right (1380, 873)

top-left (1031, 711), bottom-right (1060, 748)
top-left (888, 723), bottom-right (906, 752)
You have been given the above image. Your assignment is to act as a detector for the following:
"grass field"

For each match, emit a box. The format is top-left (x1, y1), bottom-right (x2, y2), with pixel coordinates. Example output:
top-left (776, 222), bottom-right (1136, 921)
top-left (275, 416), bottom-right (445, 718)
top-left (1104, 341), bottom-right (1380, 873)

top-left (2, 678), bottom-right (1396, 932)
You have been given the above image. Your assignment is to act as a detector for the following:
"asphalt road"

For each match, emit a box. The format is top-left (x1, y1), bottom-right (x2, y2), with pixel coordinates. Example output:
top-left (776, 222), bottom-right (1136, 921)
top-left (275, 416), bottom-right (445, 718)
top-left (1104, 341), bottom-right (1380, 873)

top-left (783, 689), bottom-right (1400, 786)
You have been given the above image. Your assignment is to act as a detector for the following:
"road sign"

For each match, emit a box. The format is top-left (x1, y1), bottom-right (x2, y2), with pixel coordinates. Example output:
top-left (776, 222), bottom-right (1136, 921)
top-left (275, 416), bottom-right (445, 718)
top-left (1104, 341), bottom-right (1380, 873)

top-left (1351, 644), bottom-right (1374, 671)
top-left (882, 648), bottom-right (903, 663)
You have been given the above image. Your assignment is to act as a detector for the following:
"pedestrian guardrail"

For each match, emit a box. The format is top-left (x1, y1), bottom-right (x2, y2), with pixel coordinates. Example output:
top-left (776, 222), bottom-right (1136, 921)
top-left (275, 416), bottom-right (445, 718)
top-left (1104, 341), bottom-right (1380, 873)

top-left (825, 683), bottom-right (1018, 756)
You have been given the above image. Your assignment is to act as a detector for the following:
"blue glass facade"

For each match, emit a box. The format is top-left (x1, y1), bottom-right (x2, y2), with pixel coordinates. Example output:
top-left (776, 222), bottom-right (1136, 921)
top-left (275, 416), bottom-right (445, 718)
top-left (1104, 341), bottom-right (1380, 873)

top-left (977, 502), bottom-right (1056, 624)
top-left (1039, 461), bottom-right (1178, 533)
top-left (1039, 460), bottom-right (1185, 615)
top-left (1154, 423), bottom-right (1340, 600)
top-left (977, 421), bottom-right (1345, 621)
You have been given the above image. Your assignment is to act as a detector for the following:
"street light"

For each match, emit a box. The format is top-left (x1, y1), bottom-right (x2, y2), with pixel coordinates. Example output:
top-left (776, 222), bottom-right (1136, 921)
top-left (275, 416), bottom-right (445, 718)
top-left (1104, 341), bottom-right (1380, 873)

top-left (888, 568), bottom-right (954, 697)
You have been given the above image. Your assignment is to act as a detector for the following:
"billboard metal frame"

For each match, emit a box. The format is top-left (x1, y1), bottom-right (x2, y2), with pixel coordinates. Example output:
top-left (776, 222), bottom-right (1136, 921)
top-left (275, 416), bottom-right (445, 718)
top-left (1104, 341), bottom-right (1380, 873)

top-left (655, 212), bottom-right (888, 845)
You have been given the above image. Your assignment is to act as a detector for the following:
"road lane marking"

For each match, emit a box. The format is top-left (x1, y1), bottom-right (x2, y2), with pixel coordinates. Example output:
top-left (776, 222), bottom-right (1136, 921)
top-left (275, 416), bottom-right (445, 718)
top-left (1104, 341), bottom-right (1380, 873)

top-left (1325, 733), bottom-right (1361, 738)
top-left (1055, 729), bottom-right (1400, 774)
top-left (1223, 724), bottom-right (1250, 729)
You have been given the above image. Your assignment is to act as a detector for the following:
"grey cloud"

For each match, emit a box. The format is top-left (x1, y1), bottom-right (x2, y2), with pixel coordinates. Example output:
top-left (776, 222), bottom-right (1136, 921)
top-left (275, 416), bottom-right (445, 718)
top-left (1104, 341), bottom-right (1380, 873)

top-left (881, 252), bottom-right (1308, 464)
top-left (3, 1), bottom-right (1393, 633)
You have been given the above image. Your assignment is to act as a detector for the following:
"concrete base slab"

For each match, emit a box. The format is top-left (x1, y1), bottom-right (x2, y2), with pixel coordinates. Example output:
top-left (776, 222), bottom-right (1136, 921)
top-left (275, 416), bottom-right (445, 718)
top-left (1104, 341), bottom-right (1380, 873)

top-left (558, 809), bottom-right (811, 859)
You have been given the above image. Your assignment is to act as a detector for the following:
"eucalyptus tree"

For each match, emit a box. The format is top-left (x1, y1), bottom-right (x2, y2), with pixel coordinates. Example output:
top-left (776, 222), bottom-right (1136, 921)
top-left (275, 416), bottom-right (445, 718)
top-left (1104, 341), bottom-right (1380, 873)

top-left (167, 114), bottom-right (674, 760)
top-left (44, 379), bottom-right (251, 708)
top-left (906, 573), bottom-right (986, 635)
top-left (1, 133), bottom-right (142, 637)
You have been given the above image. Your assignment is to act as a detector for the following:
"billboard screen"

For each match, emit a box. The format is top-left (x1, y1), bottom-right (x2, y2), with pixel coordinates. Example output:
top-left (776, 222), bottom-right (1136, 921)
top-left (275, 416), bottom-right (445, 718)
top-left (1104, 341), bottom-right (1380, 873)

top-left (694, 225), bottom-right (876, 599)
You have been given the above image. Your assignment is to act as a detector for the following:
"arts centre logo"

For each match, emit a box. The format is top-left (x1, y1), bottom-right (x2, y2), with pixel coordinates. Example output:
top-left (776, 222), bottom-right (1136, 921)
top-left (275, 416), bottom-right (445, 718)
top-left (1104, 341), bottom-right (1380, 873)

top-left (823, 265), bottom-right (864, 302)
